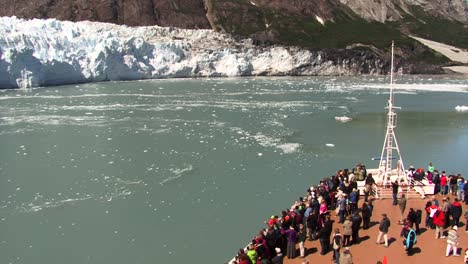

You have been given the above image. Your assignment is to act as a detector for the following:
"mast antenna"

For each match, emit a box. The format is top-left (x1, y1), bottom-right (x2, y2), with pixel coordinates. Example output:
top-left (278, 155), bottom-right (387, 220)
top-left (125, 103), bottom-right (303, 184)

top-left (378, 41), bottom-right (406, 186)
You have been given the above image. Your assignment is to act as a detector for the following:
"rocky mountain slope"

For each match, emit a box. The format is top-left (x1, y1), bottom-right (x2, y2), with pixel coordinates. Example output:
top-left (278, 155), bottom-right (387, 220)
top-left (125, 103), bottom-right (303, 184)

top-left (2, 0), bottom-right (466, 47)
top-left (2, 1), bottom-right (467, 64)
top-left (1, 0), bottom-right (211, 28)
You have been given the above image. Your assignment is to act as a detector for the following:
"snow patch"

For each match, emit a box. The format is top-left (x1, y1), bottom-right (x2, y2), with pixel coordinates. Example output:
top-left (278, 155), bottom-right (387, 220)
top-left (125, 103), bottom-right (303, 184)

top-left (316, 16), bottom-right (325, 26)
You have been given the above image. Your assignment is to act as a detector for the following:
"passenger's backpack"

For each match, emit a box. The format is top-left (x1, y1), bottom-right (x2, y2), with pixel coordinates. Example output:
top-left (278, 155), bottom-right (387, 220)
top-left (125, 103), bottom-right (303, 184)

top-left (405, 229), bottom-right (417, 247)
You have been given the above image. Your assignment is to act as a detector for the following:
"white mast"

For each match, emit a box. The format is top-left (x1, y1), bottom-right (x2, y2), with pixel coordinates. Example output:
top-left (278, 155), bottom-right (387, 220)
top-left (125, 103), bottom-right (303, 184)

top-left (378, 41), bottom-right (406, 186)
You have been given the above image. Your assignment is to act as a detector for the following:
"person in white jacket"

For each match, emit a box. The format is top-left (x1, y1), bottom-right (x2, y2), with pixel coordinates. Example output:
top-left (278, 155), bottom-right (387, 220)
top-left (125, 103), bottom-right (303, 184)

top-left (446, 225), bottom-right (460, 257)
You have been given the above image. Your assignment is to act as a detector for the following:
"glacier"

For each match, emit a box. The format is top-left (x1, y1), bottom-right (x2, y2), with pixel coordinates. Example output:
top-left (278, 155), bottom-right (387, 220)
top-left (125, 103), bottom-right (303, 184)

top-left (0, 16), bottom-right (385, 89)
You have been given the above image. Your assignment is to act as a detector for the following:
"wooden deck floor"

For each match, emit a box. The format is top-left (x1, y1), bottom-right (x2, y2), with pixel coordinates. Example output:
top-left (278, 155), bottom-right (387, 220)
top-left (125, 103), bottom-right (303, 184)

top-left (283, 194), bottom-right (466, 264)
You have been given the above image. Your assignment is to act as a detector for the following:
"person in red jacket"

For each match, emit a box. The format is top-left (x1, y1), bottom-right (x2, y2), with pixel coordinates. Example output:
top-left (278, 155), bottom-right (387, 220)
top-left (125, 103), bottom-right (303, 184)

top-left (441, 172), bottom-right (448, 195)
top-left (432, 208), bottom-right (446, 239)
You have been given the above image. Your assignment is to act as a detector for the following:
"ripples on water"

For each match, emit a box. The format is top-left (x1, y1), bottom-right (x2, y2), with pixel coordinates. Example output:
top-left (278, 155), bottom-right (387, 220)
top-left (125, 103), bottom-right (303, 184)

top-left (0, 76), bottom-right (468, 264)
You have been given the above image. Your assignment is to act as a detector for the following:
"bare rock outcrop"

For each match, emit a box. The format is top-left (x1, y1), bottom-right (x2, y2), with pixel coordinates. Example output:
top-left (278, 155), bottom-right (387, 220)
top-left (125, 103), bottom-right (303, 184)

top-left (340, 0), bottom-right (467, 23)
top-left (0, 0), bottom-right (211, 28)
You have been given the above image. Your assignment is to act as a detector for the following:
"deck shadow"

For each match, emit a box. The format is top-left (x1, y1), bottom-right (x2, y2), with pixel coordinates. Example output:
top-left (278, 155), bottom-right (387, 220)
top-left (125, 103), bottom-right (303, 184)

top-left (408, 247), bottom-right (421, 256)
top-left (418, 227), bottom-right (427, 234)
top-left (388, 237), bottom-right (397, 246)
top-left (305, 247), bottom-right (317, 256)
top-left (368, 221), bottom-right (379, 228)
top-left (359, 235), bottom-right (370, 243)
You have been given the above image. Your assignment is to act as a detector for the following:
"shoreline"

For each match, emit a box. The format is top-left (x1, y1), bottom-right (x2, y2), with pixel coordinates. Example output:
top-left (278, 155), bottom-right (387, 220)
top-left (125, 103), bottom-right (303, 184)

top-left (3, 71), bottom-right (467, 91)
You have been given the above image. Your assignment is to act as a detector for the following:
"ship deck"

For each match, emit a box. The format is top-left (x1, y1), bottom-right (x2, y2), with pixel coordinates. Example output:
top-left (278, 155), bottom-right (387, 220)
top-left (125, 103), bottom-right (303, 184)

top-left (281, 194), bottom-right (464, 264)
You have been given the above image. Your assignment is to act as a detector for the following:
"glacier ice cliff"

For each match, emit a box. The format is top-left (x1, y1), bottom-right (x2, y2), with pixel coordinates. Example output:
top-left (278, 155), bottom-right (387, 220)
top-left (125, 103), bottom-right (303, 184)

top-left (0, 16), bottom-right (386, 89)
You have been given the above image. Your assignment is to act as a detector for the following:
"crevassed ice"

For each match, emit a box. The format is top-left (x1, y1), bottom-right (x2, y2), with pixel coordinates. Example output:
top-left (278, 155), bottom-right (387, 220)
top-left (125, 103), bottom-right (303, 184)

top-left (0, 16), bottom-right (370, 89)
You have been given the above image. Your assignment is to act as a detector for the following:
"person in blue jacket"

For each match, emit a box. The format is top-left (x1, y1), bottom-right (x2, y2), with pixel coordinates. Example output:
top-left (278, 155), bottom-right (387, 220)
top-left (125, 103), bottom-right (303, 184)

top-left (401, 222), bottom-right (417, 256)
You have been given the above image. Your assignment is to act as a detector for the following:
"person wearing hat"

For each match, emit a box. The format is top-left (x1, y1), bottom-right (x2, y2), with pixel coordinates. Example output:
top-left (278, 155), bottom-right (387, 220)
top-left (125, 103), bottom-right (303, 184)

top-left (336, 192), bottom-right (347, 224)
top-left (376, 213), bottom-right (391, 247)
top-left (339, 247), bottom-right (353, 264)
top-left (272, 248), bottom-right (283, 264)
top-left (446, 225), bottom-right (460, 256)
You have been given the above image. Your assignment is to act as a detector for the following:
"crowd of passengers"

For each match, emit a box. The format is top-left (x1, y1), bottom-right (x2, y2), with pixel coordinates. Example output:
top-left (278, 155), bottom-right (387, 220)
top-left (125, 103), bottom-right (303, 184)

top-left (232, 163), bottom-right (374, 264)
top-left (231, 162), bottom-right (468, 264)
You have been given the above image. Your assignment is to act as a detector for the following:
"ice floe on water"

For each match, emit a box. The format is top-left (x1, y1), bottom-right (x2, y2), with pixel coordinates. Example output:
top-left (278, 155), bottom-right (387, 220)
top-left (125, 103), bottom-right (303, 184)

top-left (350, 83), bottom-right (468, 93)
top-left (455, 105), bottom-right (468, 112)
top-left (334, 116), bottom-right (352, 122)
top-left (0, 114), bottom-right (109, 126)
top-left (253, 133), bottom-right (302, 154)
top-left (18, 196), bottom-right (93, 213)
top-left (277, 143), bottom-right (302, 154)
top-left (159, 165), bottom-right (194, 185)
top-left (325, 143), bottom-right (335, 147)
top-left (229, 126), bottom-right (302, 154)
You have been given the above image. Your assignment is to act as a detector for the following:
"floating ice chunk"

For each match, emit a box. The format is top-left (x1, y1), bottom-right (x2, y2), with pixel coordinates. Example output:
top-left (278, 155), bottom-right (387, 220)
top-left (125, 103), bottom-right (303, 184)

top-left (257, 153), bottom-right (263, 156)
top-left (277, 143), bottom-right (301, 154)
top-left (334, 116), bottom-right (352, 122)
top-left (455, 105), bottom-right (468, 112)
top-left (325, 143), bottom-right (335, 147)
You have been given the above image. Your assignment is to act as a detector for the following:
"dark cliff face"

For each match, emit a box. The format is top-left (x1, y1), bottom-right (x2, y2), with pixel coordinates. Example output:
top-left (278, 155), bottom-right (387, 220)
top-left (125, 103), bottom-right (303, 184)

top-left (0, 0), bottom-right (211, 28)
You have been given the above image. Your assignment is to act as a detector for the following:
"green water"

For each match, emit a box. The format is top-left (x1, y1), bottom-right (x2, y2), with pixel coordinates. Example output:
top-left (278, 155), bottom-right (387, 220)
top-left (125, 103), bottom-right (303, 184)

top-left (0, 76), bottom-right (468, 264)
